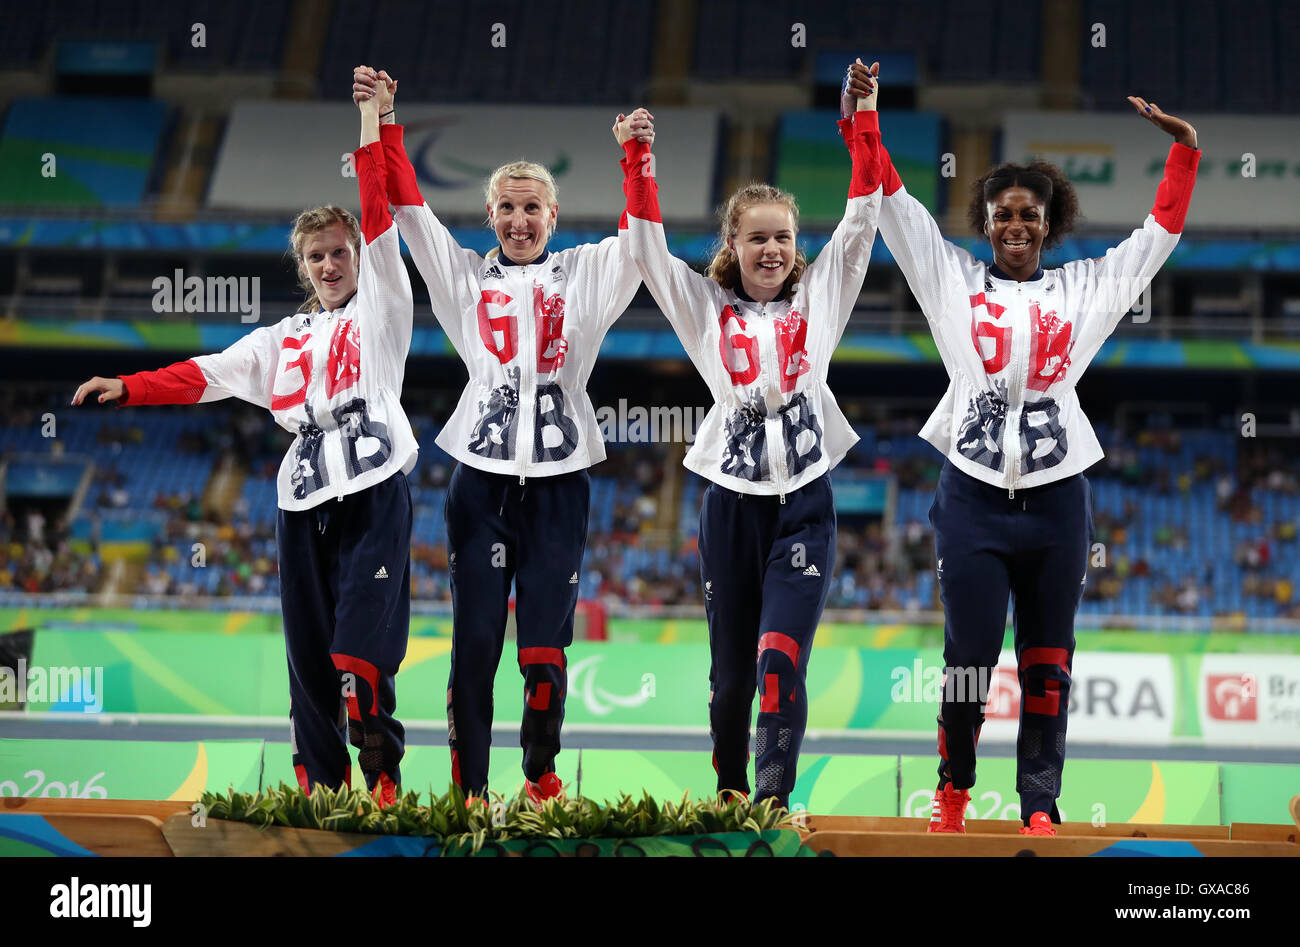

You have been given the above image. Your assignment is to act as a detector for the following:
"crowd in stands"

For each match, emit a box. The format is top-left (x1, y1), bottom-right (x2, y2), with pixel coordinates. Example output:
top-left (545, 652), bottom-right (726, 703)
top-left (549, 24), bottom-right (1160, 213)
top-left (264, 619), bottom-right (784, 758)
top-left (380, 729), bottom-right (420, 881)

top-left (4, 386), bottom-right (1300, 622)
top-left (0, 509), bottom-right (103, 594)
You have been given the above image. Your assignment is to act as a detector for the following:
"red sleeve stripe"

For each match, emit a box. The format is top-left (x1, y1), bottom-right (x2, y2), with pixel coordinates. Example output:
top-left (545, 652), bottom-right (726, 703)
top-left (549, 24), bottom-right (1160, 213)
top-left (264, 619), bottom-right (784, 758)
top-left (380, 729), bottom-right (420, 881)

top-left (847, 110), bottom-right (882, 198)
top-left (837, 115), bottom-right (859, 157)
top-left (355, 141), bottom-right (393, 244)
top-left (119, 359), bottom-right (208, 405)
top-left (1150, 142), bottom-right (1200, 234)
top-left (621, 138), bottom-right (662, 224)
top-left (863, 114), bottom-right (903, 197)
top-left (379, 123), bottom-right (424, 207)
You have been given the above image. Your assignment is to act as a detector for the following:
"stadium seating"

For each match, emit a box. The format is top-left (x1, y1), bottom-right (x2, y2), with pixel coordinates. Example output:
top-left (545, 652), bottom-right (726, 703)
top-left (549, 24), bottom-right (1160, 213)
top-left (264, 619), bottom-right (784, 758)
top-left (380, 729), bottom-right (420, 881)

top-left (316, 0), bottom-right (654, 105)
top-left (1082, 0), bottom-right (1291, 112)
top-left (7, 393), bottom-right (1297, 621)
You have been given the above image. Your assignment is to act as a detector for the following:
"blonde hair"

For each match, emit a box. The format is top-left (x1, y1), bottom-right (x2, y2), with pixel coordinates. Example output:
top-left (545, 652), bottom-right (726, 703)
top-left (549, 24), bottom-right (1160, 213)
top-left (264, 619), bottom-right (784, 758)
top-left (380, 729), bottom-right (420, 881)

top-left (484, 161), bottom-right (559, 257)
top-left (289, 205), bottom-right (361, 313)
top-left (706, 184), bottom-right (807, 298)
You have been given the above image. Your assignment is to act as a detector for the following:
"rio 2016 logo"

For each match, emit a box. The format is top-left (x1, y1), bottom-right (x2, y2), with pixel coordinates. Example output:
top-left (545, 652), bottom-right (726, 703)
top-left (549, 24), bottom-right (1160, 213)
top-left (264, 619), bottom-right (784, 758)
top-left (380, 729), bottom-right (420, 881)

top-left (903, 787), bottom-right (1067, 824)
top-left (0, 769), bottom-right (107, 798)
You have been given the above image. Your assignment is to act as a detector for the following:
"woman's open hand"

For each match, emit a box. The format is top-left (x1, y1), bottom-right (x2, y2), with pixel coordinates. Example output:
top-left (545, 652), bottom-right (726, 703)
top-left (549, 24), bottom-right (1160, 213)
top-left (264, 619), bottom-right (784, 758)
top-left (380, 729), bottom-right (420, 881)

top-left (72, 376), bottom-right (124, 406)
top-left (1128, 96), bottom-right (1197, 149)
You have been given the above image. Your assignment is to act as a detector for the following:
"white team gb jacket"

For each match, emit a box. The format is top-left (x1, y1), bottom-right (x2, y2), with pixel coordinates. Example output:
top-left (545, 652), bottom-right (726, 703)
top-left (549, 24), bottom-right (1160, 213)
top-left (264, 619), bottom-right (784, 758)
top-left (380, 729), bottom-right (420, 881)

top-left (873, 128), bottom-right (1200, 494)
top-left (623, 110), bottom-right (883, 499)
top-left (119, 140), bottom-right (418, 512)
top-left (378, 124), bottom-right (641, 481)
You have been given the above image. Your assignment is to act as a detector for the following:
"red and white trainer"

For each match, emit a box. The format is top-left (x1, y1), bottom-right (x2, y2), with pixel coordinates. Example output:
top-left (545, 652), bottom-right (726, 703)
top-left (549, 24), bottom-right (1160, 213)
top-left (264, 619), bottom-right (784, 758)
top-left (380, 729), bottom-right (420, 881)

top-left (927, 781), bottom-right (971, 834)
top-left (525, 772), bottom-right (564, 809)
top-left (1019, 811), bottom-right (1057, 836)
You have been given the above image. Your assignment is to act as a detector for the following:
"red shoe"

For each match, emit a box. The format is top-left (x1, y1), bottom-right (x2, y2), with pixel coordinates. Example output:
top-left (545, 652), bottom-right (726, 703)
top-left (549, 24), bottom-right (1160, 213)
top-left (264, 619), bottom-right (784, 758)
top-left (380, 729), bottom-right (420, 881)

top-left (1019, 811), bottom-right (1057, 836)
top-left (927, 782), bottom-right (970, 834)
top-left (525, 772), bottom-right (564, 809)
top-left (718, 789), bottom-right (749, 805)
top-left (371, 772), bottom-right (398, 809)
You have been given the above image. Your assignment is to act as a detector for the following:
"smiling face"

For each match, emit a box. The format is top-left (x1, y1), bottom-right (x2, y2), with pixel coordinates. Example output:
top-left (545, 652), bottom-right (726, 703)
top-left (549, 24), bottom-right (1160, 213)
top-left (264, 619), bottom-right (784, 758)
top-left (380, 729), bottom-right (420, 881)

top-left (298, 223), bottom-right (358, 311)
top-left (730, 202), bottom-right (796, 303)
top-left (986, 186), bottom-right (1048, 275)
top-left (489, 178), bottom-right (557, 264)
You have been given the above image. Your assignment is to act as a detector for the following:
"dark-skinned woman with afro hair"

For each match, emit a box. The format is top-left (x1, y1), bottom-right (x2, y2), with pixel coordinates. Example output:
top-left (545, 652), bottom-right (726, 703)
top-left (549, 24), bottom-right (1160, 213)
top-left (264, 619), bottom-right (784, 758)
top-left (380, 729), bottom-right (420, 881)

top-left (854, 57), bottom-right (1200, 836)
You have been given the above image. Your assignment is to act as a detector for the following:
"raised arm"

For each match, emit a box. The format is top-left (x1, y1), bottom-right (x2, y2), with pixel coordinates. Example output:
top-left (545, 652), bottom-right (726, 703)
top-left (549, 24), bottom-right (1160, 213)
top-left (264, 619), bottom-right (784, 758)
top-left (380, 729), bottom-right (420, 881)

top-left (1067, 97), bottom-right (1200, 364)
top-left (621, 115), bottom-right (721, 360)
top-left (352, 68), bottom-right (413, 378)
top-left (870, 99), bottom-right (977, 323)
top-left (540, 111), bottom-right (650, 368)
top-left (801, 60), bottom-right (883, 360)
top-left (354, 67), bottom-right (479, 361)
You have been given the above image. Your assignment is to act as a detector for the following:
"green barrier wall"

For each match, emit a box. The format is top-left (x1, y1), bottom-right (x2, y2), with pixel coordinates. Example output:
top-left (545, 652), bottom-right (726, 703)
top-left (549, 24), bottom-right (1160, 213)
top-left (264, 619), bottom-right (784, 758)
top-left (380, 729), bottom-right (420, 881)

top-left (7, 607), bottom-right (1300, 654)
top-left (1, 739), bottom-right (1291, 825)
top-left (899, 757), bottom-right (1221, 825)
top-left (8, 631), bottom-right (1294, 745)
top-left (0, 739), bottom-right (263, 800)
top-left (1220, 763), bottom-right (1300, 825)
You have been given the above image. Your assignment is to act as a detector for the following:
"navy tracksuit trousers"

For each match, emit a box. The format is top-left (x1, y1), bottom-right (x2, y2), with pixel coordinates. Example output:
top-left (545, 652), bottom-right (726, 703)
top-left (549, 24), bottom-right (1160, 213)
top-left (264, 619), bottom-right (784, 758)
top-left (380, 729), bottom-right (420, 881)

top-left (929, 459), bottom-right (1094, 824)
top-left (699, 473), bottom-right (836, 809)
top-left (276, 472), bottom-right (412, 794)
top-left (444, 462), bottom-right (590, 794)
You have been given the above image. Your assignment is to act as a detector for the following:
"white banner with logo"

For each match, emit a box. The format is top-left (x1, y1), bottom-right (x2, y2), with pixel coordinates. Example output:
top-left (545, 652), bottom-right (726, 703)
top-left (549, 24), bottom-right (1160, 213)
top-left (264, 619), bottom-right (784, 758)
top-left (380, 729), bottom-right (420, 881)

top-left (208, 102), bottom-right (720, 221)
top-left (1198, 654), bottom-right (1300, 748)
top-left (978, 650), bottom-right (1176, 745)
top-left (1002, 112), bottom-right (1300, 229)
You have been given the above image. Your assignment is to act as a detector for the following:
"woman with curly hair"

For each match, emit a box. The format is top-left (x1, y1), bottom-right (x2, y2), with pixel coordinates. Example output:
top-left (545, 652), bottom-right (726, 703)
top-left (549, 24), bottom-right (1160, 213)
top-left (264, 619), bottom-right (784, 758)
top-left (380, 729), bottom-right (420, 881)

top-left (869, 88), bottom-right (1200, 835)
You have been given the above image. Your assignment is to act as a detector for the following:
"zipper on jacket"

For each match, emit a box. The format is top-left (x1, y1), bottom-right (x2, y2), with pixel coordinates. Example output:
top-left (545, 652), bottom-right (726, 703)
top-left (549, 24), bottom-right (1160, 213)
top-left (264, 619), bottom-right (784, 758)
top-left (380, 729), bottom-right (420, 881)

top-left (515, 266), bottom-right (538, 485)
top-left (1002, 283), bottom-right (1028, 500)
top-left (311, 308), bottom-right (348, 502)
top-left (758, 302), bottom-right (788, 504)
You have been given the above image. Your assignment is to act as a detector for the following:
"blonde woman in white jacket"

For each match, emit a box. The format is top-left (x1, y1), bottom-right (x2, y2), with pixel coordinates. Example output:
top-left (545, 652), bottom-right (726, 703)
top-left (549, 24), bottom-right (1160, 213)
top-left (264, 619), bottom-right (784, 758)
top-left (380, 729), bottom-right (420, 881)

top-left (621, 62), bottom-right (883, 809)
top-left (353, 67), bottom-right (647, 807)
top-left (73, 77), bottom-right (418, 808)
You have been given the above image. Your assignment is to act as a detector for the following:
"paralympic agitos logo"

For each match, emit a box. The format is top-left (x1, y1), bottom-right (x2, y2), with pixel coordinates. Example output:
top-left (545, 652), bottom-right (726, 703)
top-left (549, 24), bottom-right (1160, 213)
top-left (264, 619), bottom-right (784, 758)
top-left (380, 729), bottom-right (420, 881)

top-left (567, 656), bottom-right (655, 717)
top-left (404, 118), bottom-right (571, 190)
